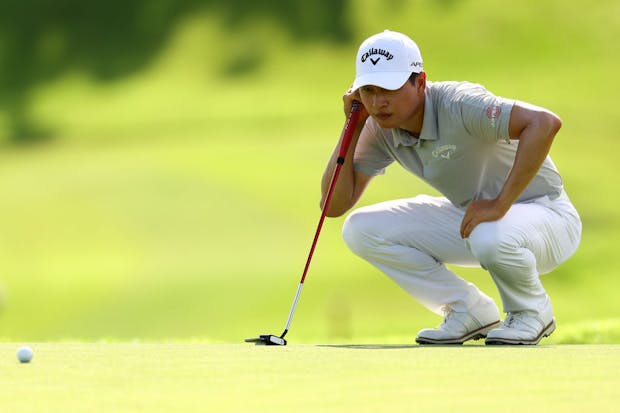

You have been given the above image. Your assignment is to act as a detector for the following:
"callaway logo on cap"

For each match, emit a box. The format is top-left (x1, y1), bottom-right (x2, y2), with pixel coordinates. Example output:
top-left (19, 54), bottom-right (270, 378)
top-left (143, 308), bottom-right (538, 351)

top-left (352, 30), bottom-right (423, 91)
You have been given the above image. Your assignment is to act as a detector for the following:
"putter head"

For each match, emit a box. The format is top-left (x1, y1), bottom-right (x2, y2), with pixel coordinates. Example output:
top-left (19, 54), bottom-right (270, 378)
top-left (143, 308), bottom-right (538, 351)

top-left (245, 334), bottom-right (287, 346)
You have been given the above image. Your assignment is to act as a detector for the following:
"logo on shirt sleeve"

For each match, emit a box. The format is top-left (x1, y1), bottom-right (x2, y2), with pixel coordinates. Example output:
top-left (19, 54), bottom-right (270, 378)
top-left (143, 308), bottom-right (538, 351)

top-left (486, 105), bottom-right (502, 128)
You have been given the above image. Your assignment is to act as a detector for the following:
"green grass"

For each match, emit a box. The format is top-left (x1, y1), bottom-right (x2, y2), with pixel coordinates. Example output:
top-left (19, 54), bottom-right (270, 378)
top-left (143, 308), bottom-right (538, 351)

top-left (0, 134), bottom-right (617, 343)
top-left (0, 343), bottom-right (618, 412)
top-left (1, 0), bottom-right (619, 343)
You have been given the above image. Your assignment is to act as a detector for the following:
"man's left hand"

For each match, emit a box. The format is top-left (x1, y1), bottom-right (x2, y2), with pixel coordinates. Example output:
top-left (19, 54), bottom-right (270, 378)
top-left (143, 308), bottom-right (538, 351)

top-left (460, 199), bottom-right (509, 239)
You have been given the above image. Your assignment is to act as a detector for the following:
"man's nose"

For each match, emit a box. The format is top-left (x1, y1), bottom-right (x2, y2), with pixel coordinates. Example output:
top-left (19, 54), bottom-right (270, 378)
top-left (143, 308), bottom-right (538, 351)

top-left (372, 92), bottom-right (388, 108)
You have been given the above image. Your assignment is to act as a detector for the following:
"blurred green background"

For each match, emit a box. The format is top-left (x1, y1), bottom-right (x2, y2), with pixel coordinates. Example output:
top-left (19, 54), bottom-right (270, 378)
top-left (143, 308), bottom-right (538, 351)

top-left (0, 0), bottom-right (618, 343)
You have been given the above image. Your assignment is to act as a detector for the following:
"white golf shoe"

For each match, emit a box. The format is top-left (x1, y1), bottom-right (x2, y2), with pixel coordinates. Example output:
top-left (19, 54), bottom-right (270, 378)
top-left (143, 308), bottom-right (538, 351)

top-left (485, 311), bottom-right (556, 345)
top-left (416, 303), bottom-right (501, 345)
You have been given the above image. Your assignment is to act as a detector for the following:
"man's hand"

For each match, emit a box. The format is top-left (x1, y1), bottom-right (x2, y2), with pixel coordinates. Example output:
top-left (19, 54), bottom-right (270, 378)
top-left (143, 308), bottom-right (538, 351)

top-left (343, 88), bottom-right (369, 126)
top-left (460, 102), bottom-right (562, 238)
top-left (460, 198), bottom-right (509, 239)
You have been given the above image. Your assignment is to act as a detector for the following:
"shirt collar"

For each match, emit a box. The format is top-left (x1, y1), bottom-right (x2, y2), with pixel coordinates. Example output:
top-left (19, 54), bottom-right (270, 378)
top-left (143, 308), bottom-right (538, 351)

top-left (391, 87), bottom-right (438, 148)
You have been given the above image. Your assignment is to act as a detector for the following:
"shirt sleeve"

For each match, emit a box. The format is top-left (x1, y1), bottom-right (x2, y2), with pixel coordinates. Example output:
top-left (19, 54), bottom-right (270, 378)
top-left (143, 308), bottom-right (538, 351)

top-left (458, 84), bottom-right (515, 143)
top-left (353, 117), bottom-right (394, 176)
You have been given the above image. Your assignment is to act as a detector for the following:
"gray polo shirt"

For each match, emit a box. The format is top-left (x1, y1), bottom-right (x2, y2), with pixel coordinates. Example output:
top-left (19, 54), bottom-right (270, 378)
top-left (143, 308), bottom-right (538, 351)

top-left (354, 81), bottom-right (563, 209)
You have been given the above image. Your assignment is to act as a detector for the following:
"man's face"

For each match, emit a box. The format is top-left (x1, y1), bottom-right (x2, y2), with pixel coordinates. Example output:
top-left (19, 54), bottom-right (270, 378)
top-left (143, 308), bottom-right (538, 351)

top-left (358, 74), bottom-right (425, 131)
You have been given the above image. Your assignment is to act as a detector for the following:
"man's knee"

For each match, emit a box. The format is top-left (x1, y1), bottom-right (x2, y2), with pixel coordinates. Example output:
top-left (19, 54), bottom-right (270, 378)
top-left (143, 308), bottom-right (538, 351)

top-left (342, 208), bottom-right (377, 257)
top-left (467, 222), bottom-right (516, 269)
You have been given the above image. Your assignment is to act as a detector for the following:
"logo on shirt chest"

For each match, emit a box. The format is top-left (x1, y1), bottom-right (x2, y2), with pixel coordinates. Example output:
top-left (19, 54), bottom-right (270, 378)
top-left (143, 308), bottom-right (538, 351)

top-left (431, 144), bottom-right (457, 160)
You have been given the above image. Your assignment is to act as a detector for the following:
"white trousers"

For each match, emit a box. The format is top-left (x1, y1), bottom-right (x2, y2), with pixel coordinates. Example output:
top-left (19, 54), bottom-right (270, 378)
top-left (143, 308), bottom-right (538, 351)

top-left (342, 191), bottom-right (582, 316)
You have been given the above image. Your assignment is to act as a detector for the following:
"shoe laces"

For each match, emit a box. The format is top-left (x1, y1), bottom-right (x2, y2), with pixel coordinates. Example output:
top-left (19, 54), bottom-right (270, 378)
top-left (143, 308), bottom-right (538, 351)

top-left (440, 305), bottom-right (454, 327)
top-left (503, 312), bottom-right (528, 328)
top-left (503, 313), bottom-right (516, 327)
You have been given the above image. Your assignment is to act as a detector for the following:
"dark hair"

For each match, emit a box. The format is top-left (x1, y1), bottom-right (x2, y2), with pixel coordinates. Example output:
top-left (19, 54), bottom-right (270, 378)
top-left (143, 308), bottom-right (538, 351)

top-left (408, 72), bottom-right (419, 85)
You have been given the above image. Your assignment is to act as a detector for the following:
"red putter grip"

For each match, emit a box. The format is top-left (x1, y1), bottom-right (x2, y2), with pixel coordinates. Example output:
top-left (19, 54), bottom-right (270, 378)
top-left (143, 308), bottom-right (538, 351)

top-left (337, 101), bottom-right (363, 163)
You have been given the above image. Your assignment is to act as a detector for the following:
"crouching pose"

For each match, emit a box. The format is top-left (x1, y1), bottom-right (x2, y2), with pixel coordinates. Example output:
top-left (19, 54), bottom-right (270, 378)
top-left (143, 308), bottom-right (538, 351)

top-left (321, 30), bottom-right (581, 345)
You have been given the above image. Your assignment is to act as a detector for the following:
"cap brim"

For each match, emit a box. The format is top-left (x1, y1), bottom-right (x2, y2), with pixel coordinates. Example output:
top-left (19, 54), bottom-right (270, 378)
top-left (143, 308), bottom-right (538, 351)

top-left (352, 71), bottom-right (412, 91)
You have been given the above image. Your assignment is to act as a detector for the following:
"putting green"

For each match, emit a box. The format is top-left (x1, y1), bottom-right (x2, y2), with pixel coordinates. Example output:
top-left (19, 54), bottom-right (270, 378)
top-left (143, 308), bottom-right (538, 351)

top-left (0, 343), bottom-right (617, 412)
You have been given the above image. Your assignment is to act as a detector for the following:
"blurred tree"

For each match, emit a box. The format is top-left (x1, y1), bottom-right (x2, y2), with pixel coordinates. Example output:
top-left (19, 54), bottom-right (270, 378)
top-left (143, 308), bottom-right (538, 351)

top-left (0, 0), bottom-right (350, 143)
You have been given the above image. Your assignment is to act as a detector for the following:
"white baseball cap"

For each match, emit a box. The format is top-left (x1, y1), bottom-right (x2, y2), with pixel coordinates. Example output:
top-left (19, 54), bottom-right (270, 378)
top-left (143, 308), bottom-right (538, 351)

top-left (352, 30), bottom-right (423, 91)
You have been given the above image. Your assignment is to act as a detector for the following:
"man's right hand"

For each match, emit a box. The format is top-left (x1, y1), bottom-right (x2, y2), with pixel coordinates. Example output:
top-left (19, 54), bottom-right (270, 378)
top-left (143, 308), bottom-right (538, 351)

top-left (343, 88), bottom-right (369, 126)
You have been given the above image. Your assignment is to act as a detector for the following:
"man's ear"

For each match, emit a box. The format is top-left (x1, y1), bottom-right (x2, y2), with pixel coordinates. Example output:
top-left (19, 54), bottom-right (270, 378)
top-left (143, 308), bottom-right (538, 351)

top-left (417, 71), bottom-right (427, 89)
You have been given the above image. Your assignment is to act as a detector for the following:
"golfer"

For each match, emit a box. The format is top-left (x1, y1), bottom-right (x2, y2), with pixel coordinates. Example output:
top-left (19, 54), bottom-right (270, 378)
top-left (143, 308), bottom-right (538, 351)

top-left (322, 30), bottom-right (581, 345)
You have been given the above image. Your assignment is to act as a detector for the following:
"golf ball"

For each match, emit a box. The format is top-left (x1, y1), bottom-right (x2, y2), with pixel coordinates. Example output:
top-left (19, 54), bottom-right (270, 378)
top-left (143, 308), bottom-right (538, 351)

top-left (17, 346), bottom-right (33, 363)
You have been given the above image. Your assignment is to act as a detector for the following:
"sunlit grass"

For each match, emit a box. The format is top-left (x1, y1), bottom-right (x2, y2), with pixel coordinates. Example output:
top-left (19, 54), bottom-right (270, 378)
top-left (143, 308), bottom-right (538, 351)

top-left (0, 343), bottom-right (618, 413)
top-left (1, 0), bottom-right (619, 342)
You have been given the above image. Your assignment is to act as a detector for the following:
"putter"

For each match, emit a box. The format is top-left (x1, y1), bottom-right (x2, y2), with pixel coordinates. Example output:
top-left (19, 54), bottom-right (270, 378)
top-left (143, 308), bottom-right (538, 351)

top-left (245, 101), bottom-right (363, 346)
